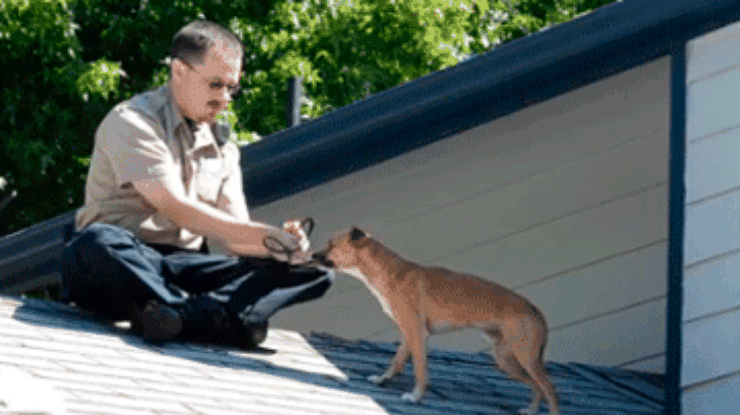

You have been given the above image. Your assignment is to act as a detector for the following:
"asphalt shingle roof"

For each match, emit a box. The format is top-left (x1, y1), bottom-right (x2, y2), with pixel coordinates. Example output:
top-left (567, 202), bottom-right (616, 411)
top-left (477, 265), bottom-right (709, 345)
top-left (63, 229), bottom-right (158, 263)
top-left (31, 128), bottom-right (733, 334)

top-left (0, 295), bottom-right (664, 415)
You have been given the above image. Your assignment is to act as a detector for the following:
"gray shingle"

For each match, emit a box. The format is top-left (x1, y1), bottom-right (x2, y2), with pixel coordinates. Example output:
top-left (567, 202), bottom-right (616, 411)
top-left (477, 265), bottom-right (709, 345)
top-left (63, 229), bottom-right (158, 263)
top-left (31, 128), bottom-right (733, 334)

top-left (0, 295), bottom-right (664, 414)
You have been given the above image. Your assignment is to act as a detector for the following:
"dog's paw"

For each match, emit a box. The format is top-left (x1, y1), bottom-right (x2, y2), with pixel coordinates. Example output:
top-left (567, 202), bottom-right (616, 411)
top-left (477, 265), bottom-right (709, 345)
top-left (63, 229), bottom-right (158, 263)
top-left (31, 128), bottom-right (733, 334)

top-left (401, 392), bottom-right (421, 403)
top-left (367, 374), bottom-right (385, 385)
top-left (517, 407), bottom-right (537, 415)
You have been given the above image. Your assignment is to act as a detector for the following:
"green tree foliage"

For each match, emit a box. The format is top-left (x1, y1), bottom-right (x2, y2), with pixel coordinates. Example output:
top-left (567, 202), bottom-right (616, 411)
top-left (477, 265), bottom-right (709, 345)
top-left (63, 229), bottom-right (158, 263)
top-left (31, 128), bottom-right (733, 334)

top-left (0, 0), bottom-right (617, 237)
top-left (0, 0), bottom-right (120, 234)
top-left (474, 0), bottom-right (618, 48)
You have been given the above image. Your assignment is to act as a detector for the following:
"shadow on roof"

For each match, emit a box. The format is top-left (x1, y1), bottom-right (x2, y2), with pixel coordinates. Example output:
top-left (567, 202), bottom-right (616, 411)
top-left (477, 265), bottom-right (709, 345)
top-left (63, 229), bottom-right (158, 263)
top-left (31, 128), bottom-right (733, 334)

top-left (8, 296), bottom-right (664, 415)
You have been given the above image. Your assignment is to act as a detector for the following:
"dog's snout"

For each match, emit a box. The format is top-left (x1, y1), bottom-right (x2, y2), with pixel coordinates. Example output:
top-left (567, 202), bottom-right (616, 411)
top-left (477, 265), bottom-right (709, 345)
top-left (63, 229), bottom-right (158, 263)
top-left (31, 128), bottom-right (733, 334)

top-left (312, 252), bottom-right (334, 267)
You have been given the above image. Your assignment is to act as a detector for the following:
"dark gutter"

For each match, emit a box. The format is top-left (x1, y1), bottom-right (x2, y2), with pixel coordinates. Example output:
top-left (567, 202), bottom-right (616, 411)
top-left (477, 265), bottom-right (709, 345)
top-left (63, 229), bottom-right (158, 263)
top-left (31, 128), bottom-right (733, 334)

top-left (0, 211), bottom-right (75, 294)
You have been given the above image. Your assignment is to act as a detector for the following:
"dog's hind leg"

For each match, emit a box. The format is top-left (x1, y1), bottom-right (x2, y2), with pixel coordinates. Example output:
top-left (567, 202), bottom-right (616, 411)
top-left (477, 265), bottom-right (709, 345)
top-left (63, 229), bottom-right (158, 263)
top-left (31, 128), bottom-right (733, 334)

top-left (512, 341), bottom-right (559, 415)
top-left (503, 354), bottom-right (543, 415)
top-left (484, 331), bottom-right (543, 414)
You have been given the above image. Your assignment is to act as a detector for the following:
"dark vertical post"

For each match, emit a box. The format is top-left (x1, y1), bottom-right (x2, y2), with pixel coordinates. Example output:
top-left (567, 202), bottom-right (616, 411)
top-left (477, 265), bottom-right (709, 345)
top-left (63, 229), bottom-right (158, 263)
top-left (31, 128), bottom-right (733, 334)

top-left (0, 190), bottom-right (17, 214)
top-left (286, 76), bottom-right (303, 127)
top-left (665, 44), bottom-right (687, 415)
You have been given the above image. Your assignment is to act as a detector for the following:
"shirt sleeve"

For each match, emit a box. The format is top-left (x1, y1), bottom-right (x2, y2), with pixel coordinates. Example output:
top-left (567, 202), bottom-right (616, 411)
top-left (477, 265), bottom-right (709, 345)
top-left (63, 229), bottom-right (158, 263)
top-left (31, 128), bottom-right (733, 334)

top-left (97, 104), bottom-right (178, 186)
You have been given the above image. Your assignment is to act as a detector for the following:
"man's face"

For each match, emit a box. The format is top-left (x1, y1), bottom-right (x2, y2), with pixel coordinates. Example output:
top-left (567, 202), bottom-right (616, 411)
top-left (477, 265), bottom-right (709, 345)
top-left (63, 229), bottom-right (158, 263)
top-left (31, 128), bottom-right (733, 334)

top-left (172, 40), bottom-right (242, 124)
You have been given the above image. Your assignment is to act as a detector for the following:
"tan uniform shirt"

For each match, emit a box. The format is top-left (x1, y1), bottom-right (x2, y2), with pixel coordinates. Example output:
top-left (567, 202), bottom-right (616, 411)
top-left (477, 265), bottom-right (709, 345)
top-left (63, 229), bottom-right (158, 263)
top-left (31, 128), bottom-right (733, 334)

top-left (76, 85), bottom-right (248, 251)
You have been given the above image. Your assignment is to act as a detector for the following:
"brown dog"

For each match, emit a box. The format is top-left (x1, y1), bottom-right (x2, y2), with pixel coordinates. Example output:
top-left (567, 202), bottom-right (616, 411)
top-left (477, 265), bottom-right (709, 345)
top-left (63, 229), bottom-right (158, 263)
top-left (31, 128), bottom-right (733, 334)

top-left (313, 228), bottom-right (559, 415)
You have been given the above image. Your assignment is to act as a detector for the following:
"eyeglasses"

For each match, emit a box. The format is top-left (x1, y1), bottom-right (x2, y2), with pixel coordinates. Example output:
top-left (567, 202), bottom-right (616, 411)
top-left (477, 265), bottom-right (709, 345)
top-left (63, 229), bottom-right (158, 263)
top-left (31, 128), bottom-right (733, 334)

top-left (178, 58), bottom-right (242, 99)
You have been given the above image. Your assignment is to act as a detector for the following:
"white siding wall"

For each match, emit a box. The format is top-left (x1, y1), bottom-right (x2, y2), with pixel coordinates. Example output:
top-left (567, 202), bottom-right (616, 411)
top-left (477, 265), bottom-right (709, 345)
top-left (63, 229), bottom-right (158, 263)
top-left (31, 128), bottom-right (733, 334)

top-left (253, 59), bottom-right (670, 371)
top-left (684, 22), bottom-right (740, 413)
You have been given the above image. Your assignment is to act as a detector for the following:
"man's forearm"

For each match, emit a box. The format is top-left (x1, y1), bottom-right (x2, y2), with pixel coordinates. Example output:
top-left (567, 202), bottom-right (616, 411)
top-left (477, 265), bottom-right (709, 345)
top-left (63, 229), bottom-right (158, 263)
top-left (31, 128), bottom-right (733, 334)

top-left (133, 176), bottom-right (284, 256)
top-left (166, 196), bottom-right (272, 254)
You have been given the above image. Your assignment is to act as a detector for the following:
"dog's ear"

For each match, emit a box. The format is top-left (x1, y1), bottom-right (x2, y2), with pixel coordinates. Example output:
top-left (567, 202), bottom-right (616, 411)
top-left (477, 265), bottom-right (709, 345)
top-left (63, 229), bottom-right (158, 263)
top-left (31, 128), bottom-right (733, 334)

top-left (349, 227), bottom-right (366, 241)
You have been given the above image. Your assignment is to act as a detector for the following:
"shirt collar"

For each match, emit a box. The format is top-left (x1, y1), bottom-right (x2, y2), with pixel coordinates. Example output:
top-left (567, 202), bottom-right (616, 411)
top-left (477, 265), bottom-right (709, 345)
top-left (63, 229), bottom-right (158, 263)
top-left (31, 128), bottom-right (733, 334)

top-left (163, 83), bottom-right (190, 141)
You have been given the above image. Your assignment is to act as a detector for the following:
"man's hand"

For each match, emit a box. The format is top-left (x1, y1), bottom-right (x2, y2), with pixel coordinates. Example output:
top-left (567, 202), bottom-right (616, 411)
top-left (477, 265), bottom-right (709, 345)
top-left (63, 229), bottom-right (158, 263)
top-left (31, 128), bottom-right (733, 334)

top-left (237, 226), bottom-right (301, 260)
top-left (282, 218), bottom-right (313, 252)
top-left (268, 218), bottom-right (314, 265)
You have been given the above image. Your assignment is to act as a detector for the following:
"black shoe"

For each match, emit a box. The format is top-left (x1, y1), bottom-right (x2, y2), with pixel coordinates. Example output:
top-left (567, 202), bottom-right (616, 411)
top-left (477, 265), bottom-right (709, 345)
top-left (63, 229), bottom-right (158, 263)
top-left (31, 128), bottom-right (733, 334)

top-left (229, 317), bottom-right (269, 350)
top-left (178, 296), bottom-right (233, 345)
top-left (177, 296), bottom-right (269, 350)
top-left (130, 300), bottom-right (183, 343)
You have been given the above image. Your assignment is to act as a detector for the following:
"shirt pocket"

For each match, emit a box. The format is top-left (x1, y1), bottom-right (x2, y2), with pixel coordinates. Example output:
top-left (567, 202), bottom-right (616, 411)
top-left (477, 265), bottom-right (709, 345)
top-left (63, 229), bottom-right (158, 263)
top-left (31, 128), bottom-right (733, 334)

top-left (195, 157), bottom-right (226, 204)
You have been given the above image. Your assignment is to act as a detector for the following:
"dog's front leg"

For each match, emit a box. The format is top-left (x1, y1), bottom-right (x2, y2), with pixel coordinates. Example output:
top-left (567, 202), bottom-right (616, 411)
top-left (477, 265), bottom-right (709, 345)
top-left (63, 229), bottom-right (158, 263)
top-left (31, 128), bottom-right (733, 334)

top-left (398, 315), bottom-right (428, 403)
top-left (368, 341), bottom-right (410, 385)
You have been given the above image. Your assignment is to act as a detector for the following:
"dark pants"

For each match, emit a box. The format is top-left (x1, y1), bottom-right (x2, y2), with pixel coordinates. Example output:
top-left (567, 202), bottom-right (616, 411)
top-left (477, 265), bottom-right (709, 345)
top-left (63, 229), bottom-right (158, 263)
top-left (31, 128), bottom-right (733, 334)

top-left (60, 223), bottom-right (333, 323)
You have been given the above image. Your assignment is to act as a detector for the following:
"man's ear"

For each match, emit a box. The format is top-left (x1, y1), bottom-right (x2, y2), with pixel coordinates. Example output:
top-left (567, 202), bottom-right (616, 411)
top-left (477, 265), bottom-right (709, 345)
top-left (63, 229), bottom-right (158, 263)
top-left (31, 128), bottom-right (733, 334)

top-left (349, 227), bottom-right (366, 241)
top-left (171, 58), bottom-right (186, 81)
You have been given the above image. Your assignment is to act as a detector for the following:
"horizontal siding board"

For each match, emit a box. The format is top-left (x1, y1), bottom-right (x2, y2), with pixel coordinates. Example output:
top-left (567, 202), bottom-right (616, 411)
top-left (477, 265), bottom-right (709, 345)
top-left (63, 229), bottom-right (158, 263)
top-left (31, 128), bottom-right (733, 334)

top-left (443, 186), bottom-right (668, 289)
top-left (295, 191), bottom-right (668, 353)
top-left (687, 22), bottom-right (740, 82)
top-left (619, 354), bottom-right (665, 374)
top-left (519, 242), bottom-right (667, 329)
top-left (252, 60), bottom-right (669, 235)
top-left (684, 191), bottom-right (740, 266)
top-left (255, 131), bottom-right (667, 251)
top-left (387, 132), bottom-right (668, 263)
top-left (546, 299), bottom-right (666, 366)
top-left (687, 66), bottom-right (740, 142)
top-left (682, 373), bottom-right (740, 414)
top-left (683, 22), bottom-right (740, 410)
top-left (270, 285), bottom-right (396, 341)
top-left (261, 127), bottom-right (666, 263)
top-left (686, 127), bottom-right (740, 203)
top-left (682, 308), bottom-right (740, 386)
top-left (684, 251), bottom-right (740, 322)
top-left (265, 138), bottom-right (668, 290)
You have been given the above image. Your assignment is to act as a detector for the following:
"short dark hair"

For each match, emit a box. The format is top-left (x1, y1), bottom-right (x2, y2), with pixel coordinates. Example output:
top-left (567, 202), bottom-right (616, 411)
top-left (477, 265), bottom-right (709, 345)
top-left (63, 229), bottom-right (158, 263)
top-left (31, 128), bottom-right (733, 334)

top-left (170, 20), bottom-right (244, 65)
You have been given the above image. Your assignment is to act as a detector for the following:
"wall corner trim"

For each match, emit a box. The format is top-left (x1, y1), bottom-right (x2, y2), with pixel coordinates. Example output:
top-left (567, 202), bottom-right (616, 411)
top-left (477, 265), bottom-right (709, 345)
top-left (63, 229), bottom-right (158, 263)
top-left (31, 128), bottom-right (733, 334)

top-left (666, 43), bottom-right (688, 415)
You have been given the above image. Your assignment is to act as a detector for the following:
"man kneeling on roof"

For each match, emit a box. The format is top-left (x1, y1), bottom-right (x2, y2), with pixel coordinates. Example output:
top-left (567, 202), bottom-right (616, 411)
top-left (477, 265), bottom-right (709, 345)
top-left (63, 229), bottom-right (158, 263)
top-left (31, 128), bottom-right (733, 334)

top-left (61, 20), bottom-right (333, 349)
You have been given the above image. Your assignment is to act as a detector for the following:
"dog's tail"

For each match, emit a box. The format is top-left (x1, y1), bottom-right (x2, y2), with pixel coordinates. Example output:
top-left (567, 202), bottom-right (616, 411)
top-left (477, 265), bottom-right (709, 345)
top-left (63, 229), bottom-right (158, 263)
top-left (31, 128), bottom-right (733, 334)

top-left (526, 302), bottom-right (549, 362)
